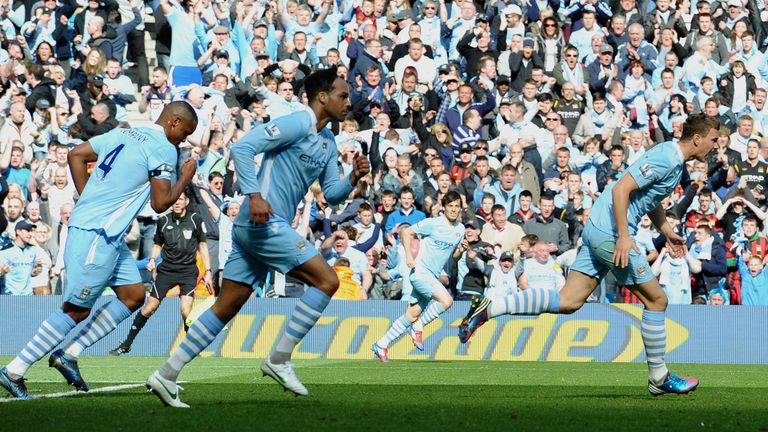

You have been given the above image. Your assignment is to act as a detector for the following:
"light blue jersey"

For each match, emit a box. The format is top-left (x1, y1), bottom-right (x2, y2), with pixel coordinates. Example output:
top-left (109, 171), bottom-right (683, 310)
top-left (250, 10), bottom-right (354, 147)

top-left (231, 109), bottom-right (353, 227)
top-left (589, 142), bottom-right (684, 237)
top-left (223, 109), bottom-right (355, 288)
top-left (411, 216), bottom-right (466, 277)
top-left (571, 142), bottom-right (684, 286)
top-left (0, 244), bottom-right (39, 295)
top-left (68, 126), bottom-right (177, 240)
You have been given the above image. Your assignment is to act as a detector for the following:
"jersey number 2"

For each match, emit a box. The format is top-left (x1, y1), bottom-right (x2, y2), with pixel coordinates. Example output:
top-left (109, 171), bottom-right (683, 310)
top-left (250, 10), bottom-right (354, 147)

top-left (98, 144), bottom-right (125, 176)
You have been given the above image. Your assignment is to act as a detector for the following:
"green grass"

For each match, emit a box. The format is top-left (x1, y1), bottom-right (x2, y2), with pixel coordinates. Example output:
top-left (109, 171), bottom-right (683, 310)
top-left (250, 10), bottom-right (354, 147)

top-left (2, 356), bottom-right (768, 432)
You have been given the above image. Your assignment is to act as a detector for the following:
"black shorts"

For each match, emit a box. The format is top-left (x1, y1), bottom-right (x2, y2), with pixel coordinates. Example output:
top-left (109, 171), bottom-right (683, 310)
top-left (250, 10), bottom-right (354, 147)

top-left (150, 263), bottom-right (199, 300)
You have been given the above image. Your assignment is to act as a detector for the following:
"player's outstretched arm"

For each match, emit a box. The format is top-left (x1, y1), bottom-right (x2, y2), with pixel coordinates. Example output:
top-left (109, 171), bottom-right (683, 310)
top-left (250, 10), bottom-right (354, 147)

top-left (149, 157), bottom-right (197, 213)
top-left (611, 173), bottom-right (640, 268)
top-left (320, 151), bottom-right (370, 205)
top-left (68, 142), bottom-right (99, 194)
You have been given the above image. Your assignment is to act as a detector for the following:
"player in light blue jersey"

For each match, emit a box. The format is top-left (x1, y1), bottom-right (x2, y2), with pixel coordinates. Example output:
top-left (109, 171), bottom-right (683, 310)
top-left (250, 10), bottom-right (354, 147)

top-left (372, 191), bottom-right (467, 362)
top-left (0, 102), bottom-right (198, 400)
top-left (148, 67), bottom-right (370, 408)
top-left (459, 113), bottom-right (721, 396)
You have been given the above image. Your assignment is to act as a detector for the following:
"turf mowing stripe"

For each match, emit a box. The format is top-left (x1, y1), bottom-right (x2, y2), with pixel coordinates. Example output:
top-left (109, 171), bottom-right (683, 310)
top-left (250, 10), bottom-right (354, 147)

top-left (0, 383), bottom-right (143, 403)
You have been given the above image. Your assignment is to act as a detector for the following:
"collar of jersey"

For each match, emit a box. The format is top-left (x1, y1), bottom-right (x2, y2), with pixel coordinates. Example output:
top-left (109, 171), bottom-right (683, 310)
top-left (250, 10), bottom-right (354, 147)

top-left (306, 108), bottom-right (320, 136)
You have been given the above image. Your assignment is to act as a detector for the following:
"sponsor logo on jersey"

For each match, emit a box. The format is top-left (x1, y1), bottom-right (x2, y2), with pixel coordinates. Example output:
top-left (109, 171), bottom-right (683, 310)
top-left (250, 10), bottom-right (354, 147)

top-left (299, 154), bottom-right (325, 168)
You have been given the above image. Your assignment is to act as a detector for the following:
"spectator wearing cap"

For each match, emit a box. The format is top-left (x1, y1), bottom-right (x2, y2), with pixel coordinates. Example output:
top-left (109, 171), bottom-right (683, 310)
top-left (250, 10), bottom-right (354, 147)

top-left (158, 0), bottom-right (202, 86)
top-left (234, 19), bottom-right (274, 79)
top-left (20, 6), bottom-right (56, 53)
top-left (508, 36), bottom-right (543, 93)
top-left (0, 220), bottom-right (45, 295)
top-left (458, 27), bottom-right (499, 80)
top-left (586, 43), bottom-right (619, 94)
top-left (199, 46), bottom-right (235, 86)
top-left (496, 4), bottom-right (525, 50)
top-left (486, 250), bottom-right (519, 299)
top-left (721, 0), bottom-right (750, 34)
top-left (73, 74), bottom-right (117, 121)
top-left (568, 8), bottom-right (604, 61)
top-left (450, 143), bottom-right (474, 184)
top-left (393, 38), bottom-right (436, 85)
top-left (456, 218), bottom-right (494, 299)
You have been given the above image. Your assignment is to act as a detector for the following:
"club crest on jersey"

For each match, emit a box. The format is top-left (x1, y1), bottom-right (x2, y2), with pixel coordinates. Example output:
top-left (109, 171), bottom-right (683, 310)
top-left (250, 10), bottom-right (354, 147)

top-left (636, 266), bottom-right (647, 277)
top-left (266, 123), bottom-right (281, 137)
top-left (79, 288), bottom-right (92, 299)
top-left (639, 163), bottom-right (653, 178)
top-left (296, 240), bottom-right (308, 251)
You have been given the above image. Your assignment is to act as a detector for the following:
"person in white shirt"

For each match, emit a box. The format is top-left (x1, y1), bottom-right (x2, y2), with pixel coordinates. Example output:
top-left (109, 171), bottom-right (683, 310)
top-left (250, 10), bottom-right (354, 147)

top-left (485, 250), bottom-right (518, 299)
top-left (393, 38), bottom-right (436, 85)
top-left (515, 240), bottom-right (565, 291)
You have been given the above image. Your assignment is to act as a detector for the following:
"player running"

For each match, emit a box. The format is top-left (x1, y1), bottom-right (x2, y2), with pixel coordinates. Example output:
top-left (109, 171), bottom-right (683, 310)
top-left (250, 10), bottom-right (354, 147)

top-left (459, 113), bottom-right (720, 396)
top-left (0, 102), bottom-right (198, 399)
top-left (372, 191), bottom-right (467, 362)
top-left (147, 66), bottom-right (370, 408)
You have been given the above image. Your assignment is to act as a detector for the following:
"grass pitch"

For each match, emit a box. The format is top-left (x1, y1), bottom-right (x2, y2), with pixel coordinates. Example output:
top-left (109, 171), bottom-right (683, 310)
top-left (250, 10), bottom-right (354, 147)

top-left (1, 356), bottom-right (767, 432)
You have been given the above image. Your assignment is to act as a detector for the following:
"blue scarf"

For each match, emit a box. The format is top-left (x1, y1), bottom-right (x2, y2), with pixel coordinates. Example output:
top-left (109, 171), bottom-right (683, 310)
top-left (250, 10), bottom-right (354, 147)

top-left (591, 109), bottom-right (606, 133)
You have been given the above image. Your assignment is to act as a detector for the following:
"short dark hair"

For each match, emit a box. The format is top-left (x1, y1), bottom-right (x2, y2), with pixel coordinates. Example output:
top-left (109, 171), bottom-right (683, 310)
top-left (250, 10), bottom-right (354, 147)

top-left (491, 204), bottom-right (506, 214)
top-left (519, 190), bottom-right (532, 200)
top-left (681, 113), bottom-right (721, 141)
top-left (441, 190), bottom-right (462, 207)
top-left (381, 189), bottom-right (397, 199)
top-left (540, 193), bottom-right (554, 203)
top-left (399, 186), bottom-right (414, 198)
top-left (305, 66), bottom-right (339, 103)
top-left (358, 202), bottom-right (373, 213)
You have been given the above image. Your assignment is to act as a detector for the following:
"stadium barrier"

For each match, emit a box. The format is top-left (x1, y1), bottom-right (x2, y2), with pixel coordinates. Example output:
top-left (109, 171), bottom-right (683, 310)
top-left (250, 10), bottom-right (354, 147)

top-left (2, 296), bottom-right (767, 364)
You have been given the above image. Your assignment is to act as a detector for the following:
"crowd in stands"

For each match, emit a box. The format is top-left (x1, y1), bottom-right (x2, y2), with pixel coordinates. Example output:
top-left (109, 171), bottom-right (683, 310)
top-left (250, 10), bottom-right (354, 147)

top-left (0, 0), bottom-right (767, 305)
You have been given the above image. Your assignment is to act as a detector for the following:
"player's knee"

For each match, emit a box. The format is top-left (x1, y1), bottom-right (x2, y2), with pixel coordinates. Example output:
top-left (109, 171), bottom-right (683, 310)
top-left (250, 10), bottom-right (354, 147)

top-left (646, 293), bottom-right (668, 312)
top-left (558, 297), bottom-right (584, 315)
top-left (316, 272), bottom-right (340, 295)
top-left (440, 297), bottom-right (453, 310)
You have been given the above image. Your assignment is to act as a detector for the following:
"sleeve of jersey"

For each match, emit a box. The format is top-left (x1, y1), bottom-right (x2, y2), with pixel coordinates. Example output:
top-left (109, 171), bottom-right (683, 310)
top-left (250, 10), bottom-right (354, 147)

top-left (147, 145), bottom-right (177, 181)
top-left (87, 129), bottom-right (115, 155)
top-left (154, 217), bottom-right (165, 246)
top-left (411, 218), bottom-right (434, 238)
top-left (625, 146), bottom-right (671, 191)
top-left (193, 213), bottom-right (207, 242)
top-left (231, 112), bottom-right (310, 195)
top-left (320, 143), bottom-right (354, 205)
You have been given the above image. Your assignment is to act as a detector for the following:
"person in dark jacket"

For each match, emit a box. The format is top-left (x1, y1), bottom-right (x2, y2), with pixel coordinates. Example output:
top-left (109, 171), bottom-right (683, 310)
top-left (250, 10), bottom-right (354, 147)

top-left (718, 61), bottom-right (758, 110)
top-left (24, 64), bottom-right (56, 115)
top-left (508, 37), bottom-right (544, 93)
top-left (686, 224), bottom-right (727, 299)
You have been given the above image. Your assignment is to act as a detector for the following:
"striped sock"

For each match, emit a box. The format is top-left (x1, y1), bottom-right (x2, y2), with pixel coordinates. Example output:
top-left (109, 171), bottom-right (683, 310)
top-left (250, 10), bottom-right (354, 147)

top-left (271, 287), bottom-right (331, 364)
top-left (377, 315), bottom-right (411, 348)
top-left (6, 311), bottom-right (76, 378)
top-left (488, 288), bottom-right (561, 318)
top-left (642, 309), bottom-right (669, 384)
top-left (418, 302), bottom-right (446, 327)
top-left (160, 309), bottom-right (224, 382)
top-left (63, 300), bottom-right (132, 360)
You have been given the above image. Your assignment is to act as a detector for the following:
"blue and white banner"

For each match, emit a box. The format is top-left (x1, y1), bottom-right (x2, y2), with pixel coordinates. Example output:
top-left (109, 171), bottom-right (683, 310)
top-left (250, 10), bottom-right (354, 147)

top-left (1, 297), bottom-right (766, 364)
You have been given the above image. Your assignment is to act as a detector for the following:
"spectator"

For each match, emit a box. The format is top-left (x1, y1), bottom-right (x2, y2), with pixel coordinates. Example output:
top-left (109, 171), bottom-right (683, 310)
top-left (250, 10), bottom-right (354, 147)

top-left (0, 221), bottom-right (45, 295)
top-left (384, 186), bottom-right (426, 234)
top-left (485, 251), bottom-right (518, 299)
top-left (686, 224), bottom-right (728, 299)
top-left (737, 252), bottom-right (768, 305)
top-left (523, 194), bottom-right (571, 256)
top-left (322, 227), bottom-right (372, 295)
top-left (480, 204), bottom-right (525, 258)
top-left (515, 240), bottom-right (565, 291)
top-left (652, 246), bottom-right (694, 305)
top-left (382, 155), bottom-right (425, 204)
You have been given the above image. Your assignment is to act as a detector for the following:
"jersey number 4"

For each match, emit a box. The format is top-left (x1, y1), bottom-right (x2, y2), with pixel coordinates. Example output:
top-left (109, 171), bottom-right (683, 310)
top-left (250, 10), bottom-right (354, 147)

top-left (98, 144), bottom-right (125, 176)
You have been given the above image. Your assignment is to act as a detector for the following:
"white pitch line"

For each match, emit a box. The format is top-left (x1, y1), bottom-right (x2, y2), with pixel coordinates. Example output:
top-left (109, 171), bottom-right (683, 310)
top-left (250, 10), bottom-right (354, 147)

top-left (0, 383), bottom-right (144, 403)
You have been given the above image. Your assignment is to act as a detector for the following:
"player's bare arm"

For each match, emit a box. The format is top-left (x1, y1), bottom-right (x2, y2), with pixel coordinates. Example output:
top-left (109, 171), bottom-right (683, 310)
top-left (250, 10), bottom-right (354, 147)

top-left (149, 157), bottom-right (196, 213)
top-left (67, 143), bottom-right (98, 195)
top-left (611, 172), bottom-right (641, 268)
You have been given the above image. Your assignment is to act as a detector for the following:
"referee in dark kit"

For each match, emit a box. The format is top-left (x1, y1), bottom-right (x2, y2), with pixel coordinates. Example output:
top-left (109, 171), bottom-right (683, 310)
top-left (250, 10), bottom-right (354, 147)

top-left (111, 192), bottom-right (213, 356)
